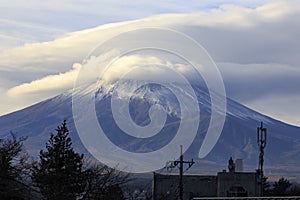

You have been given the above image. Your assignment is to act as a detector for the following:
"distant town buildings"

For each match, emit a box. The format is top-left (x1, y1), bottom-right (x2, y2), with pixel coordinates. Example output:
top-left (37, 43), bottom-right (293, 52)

top-left (152, 158), bottom-right (261, 200)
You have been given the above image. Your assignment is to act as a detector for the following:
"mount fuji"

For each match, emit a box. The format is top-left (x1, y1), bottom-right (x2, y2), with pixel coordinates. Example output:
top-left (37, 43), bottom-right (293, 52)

top-left (0, 80), bottom-right (299, 179)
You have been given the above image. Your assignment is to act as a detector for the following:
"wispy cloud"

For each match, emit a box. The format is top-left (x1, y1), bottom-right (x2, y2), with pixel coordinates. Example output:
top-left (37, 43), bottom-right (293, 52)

top-left (2, 1), bottom-right (299, 72)
top-left (6, 63), bottom-right (81, 97)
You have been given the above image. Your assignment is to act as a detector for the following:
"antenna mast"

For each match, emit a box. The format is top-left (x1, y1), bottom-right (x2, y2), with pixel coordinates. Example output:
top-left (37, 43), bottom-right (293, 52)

top-left (257, 121), bottom-right (267, 196)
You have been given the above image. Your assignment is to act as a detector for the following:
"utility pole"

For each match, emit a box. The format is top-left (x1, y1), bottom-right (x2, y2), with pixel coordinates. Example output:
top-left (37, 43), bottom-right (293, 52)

top-left (168, 145), bottom-right (195, 200)
top-left (257, 121), bottom-right (267, 196)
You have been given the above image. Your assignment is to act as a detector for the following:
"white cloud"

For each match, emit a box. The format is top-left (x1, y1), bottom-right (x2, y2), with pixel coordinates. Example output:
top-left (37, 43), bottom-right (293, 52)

top-left (0, 0), bottom-right (284, 52)
top-left (2, 1), bottom-right (299, 72)
top-left (257, 1), bottom-right (298, 19)
top-left (7, 63), bottom-right (81, 97)
top-left (6, 51), bottom-right (193, 97)
top-left (95, 50), bottom-right (194, 83)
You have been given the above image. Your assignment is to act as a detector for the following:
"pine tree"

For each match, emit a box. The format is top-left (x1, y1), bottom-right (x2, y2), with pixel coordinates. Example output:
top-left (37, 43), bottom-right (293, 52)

top-left (272, 177), bottom-right (292, 196)
top-left (262, 176), bottom-right (271, 196)
top-left (33, 120), bottom-right (85, 200)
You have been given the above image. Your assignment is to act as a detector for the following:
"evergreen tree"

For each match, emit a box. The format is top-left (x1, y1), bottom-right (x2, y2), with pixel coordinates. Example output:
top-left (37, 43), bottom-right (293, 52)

top-left (287, 185), bottom-right (300, 196)
top-left (33, 120), bottom-right (85, 200)
top-left (262, 176), bottom-right (271, 196)
top-left (272, 177), bottom-right (292, 196)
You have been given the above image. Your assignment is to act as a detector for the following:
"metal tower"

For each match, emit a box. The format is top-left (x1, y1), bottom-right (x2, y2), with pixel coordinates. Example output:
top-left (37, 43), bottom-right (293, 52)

top-left (257, 121), bottom-right (267, 196)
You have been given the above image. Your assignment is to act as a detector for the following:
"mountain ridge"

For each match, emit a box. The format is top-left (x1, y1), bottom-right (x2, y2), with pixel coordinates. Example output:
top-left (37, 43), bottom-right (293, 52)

top-left (0, 82), bottom-right (299, 179)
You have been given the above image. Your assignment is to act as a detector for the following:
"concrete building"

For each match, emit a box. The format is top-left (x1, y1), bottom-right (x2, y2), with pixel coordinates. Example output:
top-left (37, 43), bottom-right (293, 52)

top-left (217, 171), bottom-right (260, 197)
top-left (153, 173), bottom-right (217, 199)
top-left (152, 158), bottom-right (261, 200)
top-left (235, 159), bottom-right (244, 172)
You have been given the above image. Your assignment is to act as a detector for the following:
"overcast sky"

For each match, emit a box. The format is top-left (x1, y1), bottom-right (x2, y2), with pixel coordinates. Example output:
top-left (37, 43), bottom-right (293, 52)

top-left (0, 0), bottom-right (300, 126)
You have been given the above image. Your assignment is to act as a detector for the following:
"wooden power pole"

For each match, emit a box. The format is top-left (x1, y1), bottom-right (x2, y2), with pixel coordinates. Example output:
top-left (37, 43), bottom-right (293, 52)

top-left (169, 145), bottom-right (195, 200)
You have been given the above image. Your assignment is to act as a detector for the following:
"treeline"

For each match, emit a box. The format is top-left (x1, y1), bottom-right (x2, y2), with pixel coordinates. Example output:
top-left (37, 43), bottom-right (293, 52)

top-left (263, 176), bottom-right (300, 196)
top-left (1, 120), bottom-right (300, 199)
top-left (0, 120), bottom-right (129, 200)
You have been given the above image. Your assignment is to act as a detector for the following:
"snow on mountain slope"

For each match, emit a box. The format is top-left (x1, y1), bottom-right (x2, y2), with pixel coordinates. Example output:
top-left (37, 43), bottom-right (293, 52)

top-left (0, 79), bottom-right (299, 177)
